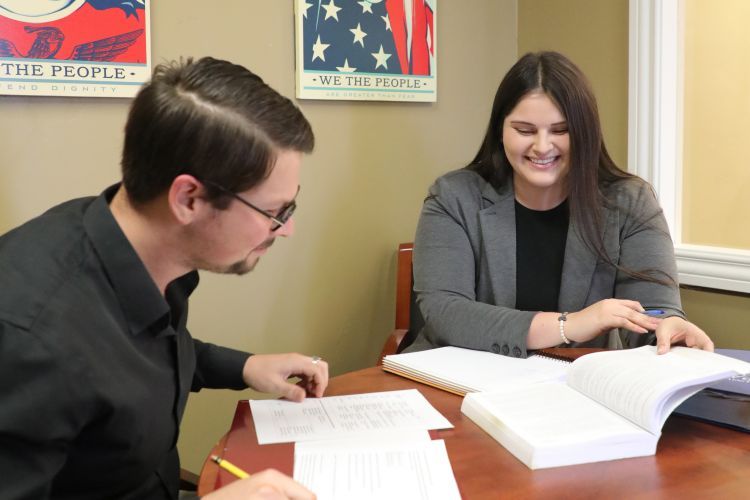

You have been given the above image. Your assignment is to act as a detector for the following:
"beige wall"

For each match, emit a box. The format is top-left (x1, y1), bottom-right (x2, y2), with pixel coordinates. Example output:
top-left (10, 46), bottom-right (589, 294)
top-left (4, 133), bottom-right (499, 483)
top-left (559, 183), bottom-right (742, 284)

top-left (518, 0), bottom-right (629, 169)
top-left (518, 0), bottom-right (750, 350)
top-left (682, 0), bottom-right (750, 249)
top-left (0, 0), bottom-right (518, 473)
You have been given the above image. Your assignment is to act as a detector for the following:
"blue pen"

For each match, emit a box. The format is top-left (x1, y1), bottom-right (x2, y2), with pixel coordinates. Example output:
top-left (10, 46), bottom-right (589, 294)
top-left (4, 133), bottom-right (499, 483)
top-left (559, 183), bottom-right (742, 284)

top-left (644, 309), bottom-right (665, 316)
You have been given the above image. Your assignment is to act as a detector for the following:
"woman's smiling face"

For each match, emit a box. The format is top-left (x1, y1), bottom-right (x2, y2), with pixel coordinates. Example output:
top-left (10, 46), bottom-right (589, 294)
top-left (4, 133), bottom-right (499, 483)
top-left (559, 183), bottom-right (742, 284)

top-left (502, 91), bottom-right (570, 210)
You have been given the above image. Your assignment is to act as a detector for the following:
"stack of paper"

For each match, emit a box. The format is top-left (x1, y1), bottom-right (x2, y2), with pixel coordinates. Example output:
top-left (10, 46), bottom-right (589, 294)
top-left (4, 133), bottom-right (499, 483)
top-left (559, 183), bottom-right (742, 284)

top-left (251, 389), bottom-right (461, 500)
top-left (294, 432), bottom-right (461, 500)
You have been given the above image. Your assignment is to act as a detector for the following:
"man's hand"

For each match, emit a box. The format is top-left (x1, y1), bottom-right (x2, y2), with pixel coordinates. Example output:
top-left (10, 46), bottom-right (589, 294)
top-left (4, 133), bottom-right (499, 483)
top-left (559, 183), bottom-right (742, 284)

top-left (242, 353), bottom-right (329, 401)
top-left (202, 469), bottom-right (315, 500)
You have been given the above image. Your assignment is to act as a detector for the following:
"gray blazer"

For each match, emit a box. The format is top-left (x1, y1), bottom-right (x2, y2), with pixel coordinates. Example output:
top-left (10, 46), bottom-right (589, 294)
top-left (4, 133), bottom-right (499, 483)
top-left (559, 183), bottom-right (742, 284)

top-left (405, 169), bottom-right (684, 357)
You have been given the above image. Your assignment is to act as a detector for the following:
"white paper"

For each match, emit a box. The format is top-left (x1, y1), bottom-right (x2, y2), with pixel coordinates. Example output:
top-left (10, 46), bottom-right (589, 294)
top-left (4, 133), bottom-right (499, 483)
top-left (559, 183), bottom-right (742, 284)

top-left (294, 429), bottom-right (432, 448)
top-left (250, 389), bottom-right (453, 444)
top-left (294, 437), bottom-right (462, 500)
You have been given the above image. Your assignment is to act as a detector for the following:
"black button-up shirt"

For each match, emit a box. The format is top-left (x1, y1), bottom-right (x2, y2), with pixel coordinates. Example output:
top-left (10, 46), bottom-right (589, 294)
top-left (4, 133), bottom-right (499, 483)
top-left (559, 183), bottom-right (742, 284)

top-left (0, 185), bottom-right (251, 499)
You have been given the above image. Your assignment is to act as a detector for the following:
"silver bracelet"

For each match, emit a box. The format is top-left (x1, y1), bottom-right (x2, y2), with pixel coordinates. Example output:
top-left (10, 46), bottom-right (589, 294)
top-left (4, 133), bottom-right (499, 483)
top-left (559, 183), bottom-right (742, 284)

top-left (558, 312), bottom-right (571, 345)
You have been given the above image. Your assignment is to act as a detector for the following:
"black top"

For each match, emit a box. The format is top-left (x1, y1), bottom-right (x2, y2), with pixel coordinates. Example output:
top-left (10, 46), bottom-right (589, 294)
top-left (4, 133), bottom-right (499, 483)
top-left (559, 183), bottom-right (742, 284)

top-left (0, 185), bottom-right (250, 500)
top-left (514, 199), bottom-right (569, 312)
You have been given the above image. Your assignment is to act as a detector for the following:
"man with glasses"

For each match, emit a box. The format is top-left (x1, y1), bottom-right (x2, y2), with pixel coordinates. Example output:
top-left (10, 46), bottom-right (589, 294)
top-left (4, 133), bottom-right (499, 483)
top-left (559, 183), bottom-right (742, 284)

top-left (0, 57), bottom-right (325, 500)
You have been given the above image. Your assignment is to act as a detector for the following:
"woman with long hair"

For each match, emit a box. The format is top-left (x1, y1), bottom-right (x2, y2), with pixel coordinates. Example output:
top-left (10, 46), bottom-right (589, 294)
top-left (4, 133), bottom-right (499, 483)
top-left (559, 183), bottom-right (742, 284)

top-left (404, 51), bottom-right (713, 356)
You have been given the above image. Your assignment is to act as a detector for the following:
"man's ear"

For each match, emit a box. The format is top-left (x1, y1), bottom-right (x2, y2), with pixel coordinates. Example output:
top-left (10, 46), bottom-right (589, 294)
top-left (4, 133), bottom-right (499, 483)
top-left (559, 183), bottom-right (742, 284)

top-left (168, 174), bottom-right (205, 224)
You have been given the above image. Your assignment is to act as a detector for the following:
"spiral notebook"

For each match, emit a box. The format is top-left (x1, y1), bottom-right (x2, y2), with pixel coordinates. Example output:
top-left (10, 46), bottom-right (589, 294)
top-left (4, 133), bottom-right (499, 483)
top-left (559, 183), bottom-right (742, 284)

top-left (382, 346), bottom-right (571, 396)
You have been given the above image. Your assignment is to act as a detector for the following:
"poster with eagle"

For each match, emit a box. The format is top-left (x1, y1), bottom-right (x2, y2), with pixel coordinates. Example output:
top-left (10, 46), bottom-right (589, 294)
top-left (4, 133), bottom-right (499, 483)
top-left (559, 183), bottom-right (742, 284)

top-left (0, 0), bottom-right (149, 98)
top-left (295, 0), bottom-right (436, 102)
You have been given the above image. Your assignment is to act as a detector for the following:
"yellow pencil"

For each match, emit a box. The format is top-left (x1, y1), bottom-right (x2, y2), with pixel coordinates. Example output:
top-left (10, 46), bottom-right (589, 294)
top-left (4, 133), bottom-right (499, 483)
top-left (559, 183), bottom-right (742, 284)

top-left (211, 455), bottom-right (250, 479)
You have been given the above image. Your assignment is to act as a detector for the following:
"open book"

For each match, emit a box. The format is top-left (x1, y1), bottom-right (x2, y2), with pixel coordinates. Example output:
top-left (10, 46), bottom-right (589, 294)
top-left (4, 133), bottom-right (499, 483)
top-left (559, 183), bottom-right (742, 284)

top-left (461, 346), bottom-right (750, 469)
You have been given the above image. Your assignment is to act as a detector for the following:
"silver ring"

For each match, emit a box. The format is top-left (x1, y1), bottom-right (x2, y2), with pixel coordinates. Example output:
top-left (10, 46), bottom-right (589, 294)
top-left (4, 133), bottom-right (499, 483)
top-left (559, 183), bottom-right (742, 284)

top-left (311, 355), bottom-right (321, 365)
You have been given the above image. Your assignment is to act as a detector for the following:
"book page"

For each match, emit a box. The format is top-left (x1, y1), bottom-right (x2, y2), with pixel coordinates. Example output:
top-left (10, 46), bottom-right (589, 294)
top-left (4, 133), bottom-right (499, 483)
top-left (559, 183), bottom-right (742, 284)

top-left (466, 383), bottom-right (650, 448)
top-left (250, 389), bottom-right (453, 444)
top-left (294, 436), bottom-right (461, 500)
top-left (383, 346), bottom-right (569, 393)
top-left (566, 346), bottom-right (750, 433)
top-left (462, 384), bottom-right (660, 469)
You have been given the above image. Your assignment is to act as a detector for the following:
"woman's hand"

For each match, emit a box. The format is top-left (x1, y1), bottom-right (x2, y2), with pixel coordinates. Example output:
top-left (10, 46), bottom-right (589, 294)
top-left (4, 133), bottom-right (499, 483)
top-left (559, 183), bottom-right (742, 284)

top-left (565, 299), bottom-right (661, 343)
top-left (654, 316), bottom-right (714, 354)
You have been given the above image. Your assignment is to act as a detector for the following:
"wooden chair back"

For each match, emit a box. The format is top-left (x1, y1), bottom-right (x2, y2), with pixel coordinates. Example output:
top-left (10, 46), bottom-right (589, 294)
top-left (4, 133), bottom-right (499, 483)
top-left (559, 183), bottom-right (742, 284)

top-left (395, 242), bottom-right (414, 330)
top-left (378, 243), bottom-right (414, 364)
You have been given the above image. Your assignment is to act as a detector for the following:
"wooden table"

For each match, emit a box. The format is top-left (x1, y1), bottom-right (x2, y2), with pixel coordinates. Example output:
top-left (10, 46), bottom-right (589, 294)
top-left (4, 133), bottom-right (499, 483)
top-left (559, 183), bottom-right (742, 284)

top-left (199, 367), bottom-right (750, 499)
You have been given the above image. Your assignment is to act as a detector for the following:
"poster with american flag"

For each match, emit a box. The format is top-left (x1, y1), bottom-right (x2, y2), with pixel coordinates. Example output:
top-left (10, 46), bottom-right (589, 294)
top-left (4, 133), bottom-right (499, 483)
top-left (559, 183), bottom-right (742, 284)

top-left (295, 0), bottom-right (436, 102)
top-left (0, 0), bottom-right (149, 98)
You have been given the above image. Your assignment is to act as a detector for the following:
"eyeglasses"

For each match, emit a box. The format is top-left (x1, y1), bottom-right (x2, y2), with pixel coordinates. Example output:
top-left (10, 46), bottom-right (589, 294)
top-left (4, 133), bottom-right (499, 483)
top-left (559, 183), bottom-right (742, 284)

top-left (202, 180), bottom-right (298, 232)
